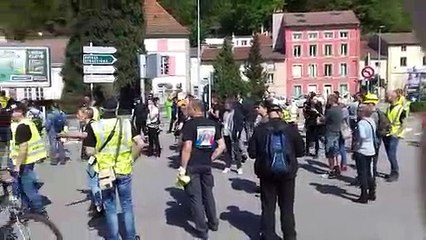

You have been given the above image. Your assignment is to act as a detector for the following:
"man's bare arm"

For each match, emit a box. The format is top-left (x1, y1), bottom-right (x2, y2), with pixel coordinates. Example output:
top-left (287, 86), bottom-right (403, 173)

top-left (131, 135), bottom-right (146, 160)
top-left (14, 142), bottom-right (28, 170)
top-left (180, 140), bottom-right (192, 169)
top-left (60, 131), bottom-right (87, 140)
top-left (211, 138), bottom-right (226, 161)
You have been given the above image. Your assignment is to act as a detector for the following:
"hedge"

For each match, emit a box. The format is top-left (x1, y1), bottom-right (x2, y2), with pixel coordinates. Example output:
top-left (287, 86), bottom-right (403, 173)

top-left (410, 101), bottom-right (426, 112)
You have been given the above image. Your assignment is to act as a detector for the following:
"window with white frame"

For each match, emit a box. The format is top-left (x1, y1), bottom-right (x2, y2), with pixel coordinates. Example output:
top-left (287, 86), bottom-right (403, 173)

top-left (423, 56), bottom-right (426, 66)
top-left (292, 32), bottom-right (302, 40)
top-left (324, 64), bottom-right (333, 77)
top-left (308, 64), bottom-right (317, 78)
top-left (324, 44), bottom-right (333, 56)
top-left (308, 32), bottom-right (318, 40)
top-left (401, 45), bottom-right (407, 52)
top-left (339, 31), bottom-right (348, 38)
top-left (241, 40), bottom-right (248, 46)
top-left (339, 84), bottom-right (348, 95)
top-left (292, 64), bottom-right (302, 78)
top-left (340, 63), bottom-right (348, 76)
top-left (340, 43), bottom-right (348, 56)
top-left (400, 57), bottom-right (407, 67)
top-left (24, 88), bottom-right (32, 99)
top-left (160, 56), bottom-right (170, 75)
top-left (267, 73), bottom-right (274, 84)
top-left (324, 31), bottom-right (333, 39)
top-left (309, 45), bottom-right (317, 57)
top-left (35, 87), bottom-right (44, 100)
top-left (293, 86), bottom-right (302, 97)
top-left (293, 45), bottom-right (301, 57)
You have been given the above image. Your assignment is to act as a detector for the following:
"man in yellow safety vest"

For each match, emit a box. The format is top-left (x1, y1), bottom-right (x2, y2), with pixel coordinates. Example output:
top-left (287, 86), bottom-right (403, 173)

top-left (10, 103), bottom-right (47, 215)
top-left (89, 97), bottom-right (144, 240)
top-left (383, 90), bottom-right (406, 182)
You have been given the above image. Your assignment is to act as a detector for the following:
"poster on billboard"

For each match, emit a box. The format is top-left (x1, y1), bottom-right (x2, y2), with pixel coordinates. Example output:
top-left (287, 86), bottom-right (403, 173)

top-left (0, 47), bottom-right (51, 87)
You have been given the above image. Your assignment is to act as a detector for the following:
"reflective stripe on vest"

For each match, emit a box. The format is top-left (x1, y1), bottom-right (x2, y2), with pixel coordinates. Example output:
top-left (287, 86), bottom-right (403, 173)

top-left (92, 118), bottom-right (133, 175)
top-left (386, 104), bottom-right (404, 137)
top-left (11, 119), bottom-right (47, 165)
top-left (92, 107), bottom-right (100, 121)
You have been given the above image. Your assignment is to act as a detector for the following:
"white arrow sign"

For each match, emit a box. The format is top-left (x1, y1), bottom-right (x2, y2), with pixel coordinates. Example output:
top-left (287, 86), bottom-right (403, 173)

top-left (83, 75), bottom-right (116, 83)
top-left (83, 46), bottom-right (117, 54)
top-left (84, 65), bottom-right (116, 74)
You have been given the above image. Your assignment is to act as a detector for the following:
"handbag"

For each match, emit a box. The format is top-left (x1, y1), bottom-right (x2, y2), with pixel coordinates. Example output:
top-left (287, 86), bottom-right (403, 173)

top-left (96, 118), bottom-right (122, 190)
top-left (341, 122), bottom-right (352, 139)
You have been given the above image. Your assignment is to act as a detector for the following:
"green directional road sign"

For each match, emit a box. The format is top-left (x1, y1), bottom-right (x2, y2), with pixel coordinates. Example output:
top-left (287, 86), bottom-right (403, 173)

top-left (83, 54), bottom-right (117, 65)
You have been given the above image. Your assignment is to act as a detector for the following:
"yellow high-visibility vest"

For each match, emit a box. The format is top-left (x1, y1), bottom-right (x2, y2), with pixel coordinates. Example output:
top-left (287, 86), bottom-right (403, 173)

top-left (282, 109), bottom-right (291, 122)
top-left (91, 107), bottom-right (101, 121)
top-left (0, 96), bottom-right (9, 109)
top-left (386, 104), bottom-right (405, 138)
top-left (91, 118), bottom-right (133, 175)
top-left (10, 119), bottom-right (47, 165)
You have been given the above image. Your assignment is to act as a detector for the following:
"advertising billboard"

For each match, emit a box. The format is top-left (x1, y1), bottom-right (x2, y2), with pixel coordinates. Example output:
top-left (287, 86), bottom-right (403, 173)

top-left (0, 47), bottom-right (51, 87)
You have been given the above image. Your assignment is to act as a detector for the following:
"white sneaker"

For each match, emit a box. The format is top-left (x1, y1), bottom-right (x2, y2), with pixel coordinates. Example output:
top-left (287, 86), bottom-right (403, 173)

top-left (237, 168), bottom-right (243, 175)
top-left (222, 168), bottom-right (230, 173)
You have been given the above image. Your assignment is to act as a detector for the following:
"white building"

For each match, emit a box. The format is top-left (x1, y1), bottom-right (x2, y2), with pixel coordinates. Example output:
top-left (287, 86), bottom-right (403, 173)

top-left (144, 0), bottom-right (191, 103)
top-left (370, 32), bottom-right (425, 90)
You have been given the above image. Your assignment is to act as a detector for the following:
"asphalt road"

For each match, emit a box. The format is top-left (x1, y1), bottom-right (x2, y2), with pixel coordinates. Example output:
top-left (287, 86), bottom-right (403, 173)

top-left (3, 117), bottom-right (425, 240)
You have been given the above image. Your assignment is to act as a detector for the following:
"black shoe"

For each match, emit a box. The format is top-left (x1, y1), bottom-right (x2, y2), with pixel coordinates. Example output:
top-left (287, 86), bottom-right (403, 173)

top-left (207, 222), bottom-right (218, 231)
top-left (241, 155), bottom-right (248, 163)
top-left (353, 196), bottom-right (368, 204)
top-left (328, 170), bottom-right (337, 179)
top-left (255, 185), bottom-right (261, 193)
top-left (386, 174), bottom-right (399, 182)
top-left (135, 236), bottom-right (141, 240)
top-left (368, 189), bottom-right (376, 201)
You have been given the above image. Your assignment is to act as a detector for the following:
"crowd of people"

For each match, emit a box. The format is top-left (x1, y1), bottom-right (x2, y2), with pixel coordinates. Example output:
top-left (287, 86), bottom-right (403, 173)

top-left (0, 87), bottom-right (411, 240)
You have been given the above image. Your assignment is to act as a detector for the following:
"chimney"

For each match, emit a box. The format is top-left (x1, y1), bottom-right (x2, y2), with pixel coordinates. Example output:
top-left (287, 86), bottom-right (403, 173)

top-left (260, 25), bottom-right (265, 34)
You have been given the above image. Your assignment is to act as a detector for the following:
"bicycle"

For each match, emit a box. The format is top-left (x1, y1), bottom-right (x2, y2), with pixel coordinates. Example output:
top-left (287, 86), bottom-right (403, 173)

top-left (0, 169), bottom-right (63, 240)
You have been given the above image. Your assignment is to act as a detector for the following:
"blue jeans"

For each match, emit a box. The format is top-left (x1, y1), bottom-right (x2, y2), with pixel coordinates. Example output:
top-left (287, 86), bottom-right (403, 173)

top-left (48, 130), bottom-right (65, 162)
top-left (339, 137), bottom-right (347, 166)
top-left (86, 164), bottom-right (102, 208)
top-left (383, 136), bottom-right (399, 175)
top-left (8, 161), bottom-right (44, 213)
top-left (102, 175), bottom-right (136, 240)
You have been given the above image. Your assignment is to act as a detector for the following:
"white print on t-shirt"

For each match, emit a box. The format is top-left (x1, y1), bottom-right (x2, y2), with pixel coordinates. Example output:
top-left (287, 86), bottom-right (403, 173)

top-left (195, 126), bottom-right (216, 148)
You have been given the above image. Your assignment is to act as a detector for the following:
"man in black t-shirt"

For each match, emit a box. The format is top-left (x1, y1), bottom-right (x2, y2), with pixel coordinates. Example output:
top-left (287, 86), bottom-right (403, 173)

top-left (179, 99), bottom-right (226, 239)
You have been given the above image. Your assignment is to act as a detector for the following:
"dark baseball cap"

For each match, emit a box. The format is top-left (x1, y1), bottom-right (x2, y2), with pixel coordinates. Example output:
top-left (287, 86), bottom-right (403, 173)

top-left (11, 102), bottom-right (27, 113)
top-left (267, 104), bottom-right (282, 113)
top-left (101, 97), bottom-right (119, 112)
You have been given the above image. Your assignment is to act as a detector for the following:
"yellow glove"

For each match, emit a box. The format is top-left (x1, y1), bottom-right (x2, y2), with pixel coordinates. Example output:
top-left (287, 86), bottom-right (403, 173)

top-left (175, 167), bottom-right (190, 188)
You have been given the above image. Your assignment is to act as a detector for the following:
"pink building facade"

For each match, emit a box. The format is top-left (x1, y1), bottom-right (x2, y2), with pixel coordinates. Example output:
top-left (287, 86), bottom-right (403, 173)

top-left (275, 11), bottom-right (361, 98)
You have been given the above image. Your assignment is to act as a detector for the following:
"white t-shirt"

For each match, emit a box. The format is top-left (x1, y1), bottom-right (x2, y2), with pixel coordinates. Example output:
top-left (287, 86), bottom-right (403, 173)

top-left (147, 105), bottom-right (159, 125)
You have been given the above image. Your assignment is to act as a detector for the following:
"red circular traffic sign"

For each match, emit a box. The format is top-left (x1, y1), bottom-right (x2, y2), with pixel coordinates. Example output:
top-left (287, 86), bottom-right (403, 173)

top-left (361, 66), bottom-right (375, 79)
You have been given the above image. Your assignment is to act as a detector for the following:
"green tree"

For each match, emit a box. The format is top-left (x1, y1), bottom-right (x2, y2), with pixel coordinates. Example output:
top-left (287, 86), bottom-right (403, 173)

top-left (244, 35), bottom-right (267, 100)
top-left (213, 39), bottom-right (246, 100)
top-left (61, 0), bottom-right (145, 108)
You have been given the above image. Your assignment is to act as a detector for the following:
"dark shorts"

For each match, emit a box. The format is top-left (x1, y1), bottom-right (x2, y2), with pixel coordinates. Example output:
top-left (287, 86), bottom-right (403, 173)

top-left (325, 131), bottom-right (340, 158)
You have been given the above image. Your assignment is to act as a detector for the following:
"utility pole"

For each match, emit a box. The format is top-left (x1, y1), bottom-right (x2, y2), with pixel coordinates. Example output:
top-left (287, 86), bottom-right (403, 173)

top-left (377, 25), bottom-right (385, 99)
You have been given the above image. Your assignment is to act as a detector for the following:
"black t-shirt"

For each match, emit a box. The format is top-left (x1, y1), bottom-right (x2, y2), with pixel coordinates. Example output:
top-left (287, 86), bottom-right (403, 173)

top-left (181, 117), bottom-right (222, 167)
top-left (82, 121), bottom-right (96, 148)
top-left (15, 124), bottom-right (32, 145)
top-left (85, 119), bottom-right (138, 148)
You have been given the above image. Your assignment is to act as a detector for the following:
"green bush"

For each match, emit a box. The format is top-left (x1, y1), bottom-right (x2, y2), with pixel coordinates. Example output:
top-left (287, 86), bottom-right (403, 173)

top-left (410, 101), bottom-right (426, 112)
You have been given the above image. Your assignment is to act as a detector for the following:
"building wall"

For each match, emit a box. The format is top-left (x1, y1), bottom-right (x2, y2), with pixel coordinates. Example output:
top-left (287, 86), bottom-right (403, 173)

top-left (284, 26), bottom-right (360, 98)
top-left (205, 36), bottom-right (252, 47)
top-left (144, 38), bottom-right (190, 101)
top-left (15, 66), bottom-right (63, 100)
top-left (196, 60), bottom-right (287, 97)
top-left (387, 44), bottom-right (425, 90)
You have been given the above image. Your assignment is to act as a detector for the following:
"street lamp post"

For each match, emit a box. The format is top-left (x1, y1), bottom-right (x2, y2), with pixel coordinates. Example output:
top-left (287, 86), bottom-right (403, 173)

top-left (377, 25), bottom-right (385, 98)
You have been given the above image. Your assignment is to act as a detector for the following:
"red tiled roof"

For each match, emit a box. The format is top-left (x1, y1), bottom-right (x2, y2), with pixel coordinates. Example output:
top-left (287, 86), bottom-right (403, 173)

top-left (143, 0), bottom-right (190, 37)
top-left (360, 40), bottom-right (386, 59)
top-left (257, 34), bottom-right (273, 46)
top-left (283, 10), bottom-right (360, 27)
top-left (202, 46), bottom-right (285, 62)
top-left (0, 38), bottom-right (68, 64)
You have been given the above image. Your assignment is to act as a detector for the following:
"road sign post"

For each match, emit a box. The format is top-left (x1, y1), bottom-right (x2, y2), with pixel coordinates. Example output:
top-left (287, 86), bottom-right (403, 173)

top-left (82, 43), bottom-right (117, 99)
top-left (361, 66), bottom-right (375, 79)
